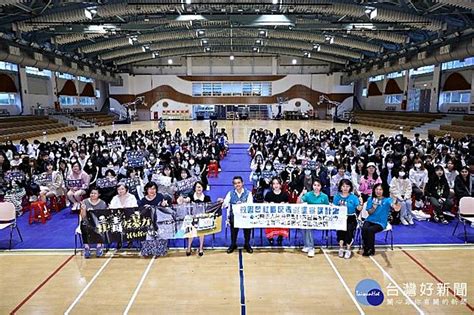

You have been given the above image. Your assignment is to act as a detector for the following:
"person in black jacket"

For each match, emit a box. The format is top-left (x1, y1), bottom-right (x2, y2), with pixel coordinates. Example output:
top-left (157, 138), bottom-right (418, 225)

top-left (454, 166), bottom-right (473, 201)
top-left (380, 158), bottom-right (395, 197)
top-left (425, 165), bottom-right (453, 224)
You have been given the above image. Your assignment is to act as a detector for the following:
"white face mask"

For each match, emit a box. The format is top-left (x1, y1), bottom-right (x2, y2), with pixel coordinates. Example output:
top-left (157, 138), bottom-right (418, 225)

top-left (304, 170), bottom-right (311, 176)
top-left (399, 171), bottom-right (406, 177)
top-left (327, 166), bottom-right (334, 172)
top-left (265, 165), bottom-right (272, 170)
top-left (387, 163), bottom-right (394, 169)
top-left (415, 163), bottom-right (421, 169)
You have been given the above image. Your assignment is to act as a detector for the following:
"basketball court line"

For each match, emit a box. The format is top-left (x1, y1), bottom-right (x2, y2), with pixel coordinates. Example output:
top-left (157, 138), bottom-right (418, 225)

top-left (401, 249), bottom-right (474, 312)
top-left (369, 256), bottom-right (425, 314)
top-left (238, 249), bottom-right (247, 315)
top-left (123, 256), bottom-right (156, 315)
top-left (321, 248), bottom-right (365, 315)
top-left (64, 252), bottom-right (115, 315)
top-left (9, 254), bottom-right (75, 314)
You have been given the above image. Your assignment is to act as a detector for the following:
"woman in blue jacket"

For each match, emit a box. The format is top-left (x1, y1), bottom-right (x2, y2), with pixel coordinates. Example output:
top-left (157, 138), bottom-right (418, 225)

top-left (361, 183), bottom-right (400, 256)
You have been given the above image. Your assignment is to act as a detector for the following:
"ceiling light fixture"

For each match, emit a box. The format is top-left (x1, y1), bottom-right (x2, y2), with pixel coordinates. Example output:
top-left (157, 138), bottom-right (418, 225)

top-left (229, 54), bottom-right (235, 60)
top-left (168, 58), bottom-right (173, 64)
top-left (292, 58), bottom-right (297, 65)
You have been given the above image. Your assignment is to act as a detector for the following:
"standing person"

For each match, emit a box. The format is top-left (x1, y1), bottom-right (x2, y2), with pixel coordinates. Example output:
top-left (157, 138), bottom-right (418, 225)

top-left (80, 186), bottom-right (107, 258)
top-left (264, 177), bottom-right (290, 246)
top-left (298, 178), bottom-right (330, 258)
top-left (139, 181), bottom-right (172, 257)
top-left (333, 179), bottom-right (362, 259)
top-left (67, 162), bottom-right (90, 211)
top-left (179, 181), bottom-right (212, 256)
top-left (361, 184), bottom-right (400, 256)
top-left (222, 176), bottom-right (254, 254)
top-left (425, 166), bottom-right (453, 224)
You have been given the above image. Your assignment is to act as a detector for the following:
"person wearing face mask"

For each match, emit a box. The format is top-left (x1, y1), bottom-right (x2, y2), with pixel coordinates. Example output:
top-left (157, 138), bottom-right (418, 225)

top-left (390, 167), bottom-right (418, 225)
top-left (330, 164), bottom-right (351, 200)
top-left (425, 166), bottom-right (453, 224)
top-left (409, 158), bottom-right (429, 210)
top-left (380, 159), bottom-right (395, 198)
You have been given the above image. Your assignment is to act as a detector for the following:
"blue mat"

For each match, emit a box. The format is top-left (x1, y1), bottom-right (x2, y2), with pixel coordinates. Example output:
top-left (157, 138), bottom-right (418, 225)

top-left (1, 144), bottom-right (473, 250)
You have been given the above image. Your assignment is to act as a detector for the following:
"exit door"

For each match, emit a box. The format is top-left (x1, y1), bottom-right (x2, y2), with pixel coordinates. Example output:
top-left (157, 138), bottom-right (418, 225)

top-left (419, 89), bottom-right (431, 113)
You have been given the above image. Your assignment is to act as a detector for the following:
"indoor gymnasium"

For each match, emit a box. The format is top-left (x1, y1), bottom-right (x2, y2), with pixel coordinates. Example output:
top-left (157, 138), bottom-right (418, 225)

top-left (0, 1), bottom-right (473, 314)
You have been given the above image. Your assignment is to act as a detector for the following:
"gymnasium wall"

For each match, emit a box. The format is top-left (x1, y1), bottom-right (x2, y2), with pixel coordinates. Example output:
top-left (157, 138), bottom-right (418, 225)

top-left (109, 73), bottom-right (353, 120)
top-left (0, 66), bottom-right (110, 116)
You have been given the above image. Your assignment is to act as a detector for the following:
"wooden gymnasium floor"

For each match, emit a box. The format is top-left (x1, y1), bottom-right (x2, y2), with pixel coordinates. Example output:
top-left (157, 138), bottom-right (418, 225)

top-left (4, 120), bottom-right (470, 314)
top-left (1, 247), bottom-right (473, 314)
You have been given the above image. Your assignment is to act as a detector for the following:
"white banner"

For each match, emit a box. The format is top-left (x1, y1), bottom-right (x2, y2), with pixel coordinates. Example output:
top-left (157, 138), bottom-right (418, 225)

top-left (233, 203), bottom-right (347, 230)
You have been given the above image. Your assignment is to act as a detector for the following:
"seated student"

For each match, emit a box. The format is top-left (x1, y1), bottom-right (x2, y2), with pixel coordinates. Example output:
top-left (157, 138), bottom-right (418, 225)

top-left (298, 178), bottom-right (329, 258)
top-left (178, 181), bottom-right (212, 256)
top-left (409, 158), bottom-right (429, 210)
top-left (454, 166), bottom-right (473, 201)
top-left (425, 165), bottom-right (453, 224)
top-left (389, 166), bottom-right (416, 225)
top-left (359, 162), bottom-right (382, 202)
top-left (139, 181), bottom-right (172, 257)
top-left (38, 160), bottom-right (65, 202)
top-left (4, 180), bottom-right (26, 216)
top-left (333, 179), bottom-right (362, 259)
top-left (264, 177), bottom-right (290, 246)
top-left (80, 186), bottom-right (107, 258)
top-left (67, 162), bottom-right (90, 211)
top-left (97, 169), bottom-right (117, 204)
top-left (109, 183), bottom-right (138, 209)
top-left (361, 183), bottom-right (400, 256)
top-left (330, 164), bottom-right (351, 200)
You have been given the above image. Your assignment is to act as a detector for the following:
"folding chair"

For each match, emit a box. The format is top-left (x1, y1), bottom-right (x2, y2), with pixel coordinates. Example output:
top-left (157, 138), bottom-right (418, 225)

top-left (452, 197), bottom-right (474, 243)
top-left (0, 202), bottom-right (23, 249)
top-left (74, 214), bottom-right (83, 255)
top-left (355, 202), bottom-right (393, 250)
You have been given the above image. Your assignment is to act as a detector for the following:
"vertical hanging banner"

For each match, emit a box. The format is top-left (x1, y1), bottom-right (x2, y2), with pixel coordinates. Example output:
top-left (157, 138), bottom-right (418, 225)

top-left (233, 203), bottom-right (347, 230)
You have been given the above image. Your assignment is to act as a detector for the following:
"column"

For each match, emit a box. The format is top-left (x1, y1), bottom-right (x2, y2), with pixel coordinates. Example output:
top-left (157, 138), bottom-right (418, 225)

top-left (186, 57), bottom-right (192, 75)
top-left (272, 56), bottom-right (278, 75)
top-left (429, 64), bottom-right (441, 113)
top-left (18, 66), bottom-right (30, 114)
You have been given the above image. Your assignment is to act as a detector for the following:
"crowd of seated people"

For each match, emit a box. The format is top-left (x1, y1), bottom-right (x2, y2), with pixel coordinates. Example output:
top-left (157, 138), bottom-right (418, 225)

top-left (0, 126), bottom-right (229, 257)
top-left (248, 127), bottom-right (473, 257)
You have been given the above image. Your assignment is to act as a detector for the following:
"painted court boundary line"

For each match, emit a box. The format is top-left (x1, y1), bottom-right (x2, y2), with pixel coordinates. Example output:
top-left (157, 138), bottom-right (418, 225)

top-left (64, 253), bottom-right (115, 315)
top-left (369, 256), bottom-right (425, 315)
top-left (238, 249), bottom-right (247, 315)
top-left (10, 254), bottom-right (75, 314)
top-left (322, 249), bottom-right (365, 315)
top-left (402, 250), bottom-right (474, 312)
top-left (123, 256), bottom-right (156, 315)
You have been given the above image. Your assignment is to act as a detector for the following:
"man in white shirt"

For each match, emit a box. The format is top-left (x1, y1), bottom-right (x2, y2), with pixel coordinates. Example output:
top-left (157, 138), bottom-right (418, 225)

top-left (222, 176), bottom-right (254, 253)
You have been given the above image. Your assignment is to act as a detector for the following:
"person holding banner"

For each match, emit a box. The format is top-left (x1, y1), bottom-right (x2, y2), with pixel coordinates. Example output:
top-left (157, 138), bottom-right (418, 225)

top-left (179, 181), bottom-right (212, 256)
top-left (80, 186), bottom-right (107, 258)
top-left (264, 177), bottom-right (290, 246)
top-left (361, 183), bottom-right (400, 256)
top-left (333, 179), bottom-right (362, 259)
top-left (139, 181), bottom-right (171, 257)
top-left (67, 162), bottom-right (90, 211)
top-left (298, 178), bottom-right (329, 257)
top-left (222, 176), bottom-right (254, 254)
top-left (39, 160), bottom-right (64, 202)
top-left (109, 182), bottom-right (138, 209)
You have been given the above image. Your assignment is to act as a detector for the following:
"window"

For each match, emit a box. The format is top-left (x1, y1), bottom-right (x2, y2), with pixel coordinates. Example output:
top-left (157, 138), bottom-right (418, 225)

top-left (261, 82), bottom-right (272, 96)
top-left (95, 89), bottom-right (100, 98)
top-left (362, 88), bottom-right (368, 97)
top-left (56, 72), bottom-right (75, 80)
top-left (385, 94), bottom-right (402, 104)
top-left (439, 91), bottom-right (471, 104)
top-left (78, 76), bottom-right (93, 83)
top-left (386, 71), bottom-right (406, 79)
top-left (368, 75), bottom-right (384, 82)
top-left (252, 82), bottom-right (262, 96)
top-left (242, 82), bottom-right (252, 96)
top-left (79, 97), bottom-right (95, 106)
top-left (202, 83), bottom-right (212, 96)
top-left (0, 61), bottom-right (18, 72)
top-left (232, 82), bottom-right (242, 96)
top-left (0, 93), bottom-right (16, 105)
top-left (59, 96), bottom-right (77, 106)
top-left (192, 83), bottom-right (202, 96)
top-left (212, 83), bottom-right (222, 96)
top-left (222, 83), bottom-right (232, 96)
top-left (409, 65), bottom-right (434, 76)
top-left (25, 67), bottom-right (51, 77)
top-left (442, 57), bottom-right (474, 70)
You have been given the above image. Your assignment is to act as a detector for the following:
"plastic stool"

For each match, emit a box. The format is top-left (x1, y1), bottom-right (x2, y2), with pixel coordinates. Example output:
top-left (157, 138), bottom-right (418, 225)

top-left (28, 201), bottom-right (50, 224)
